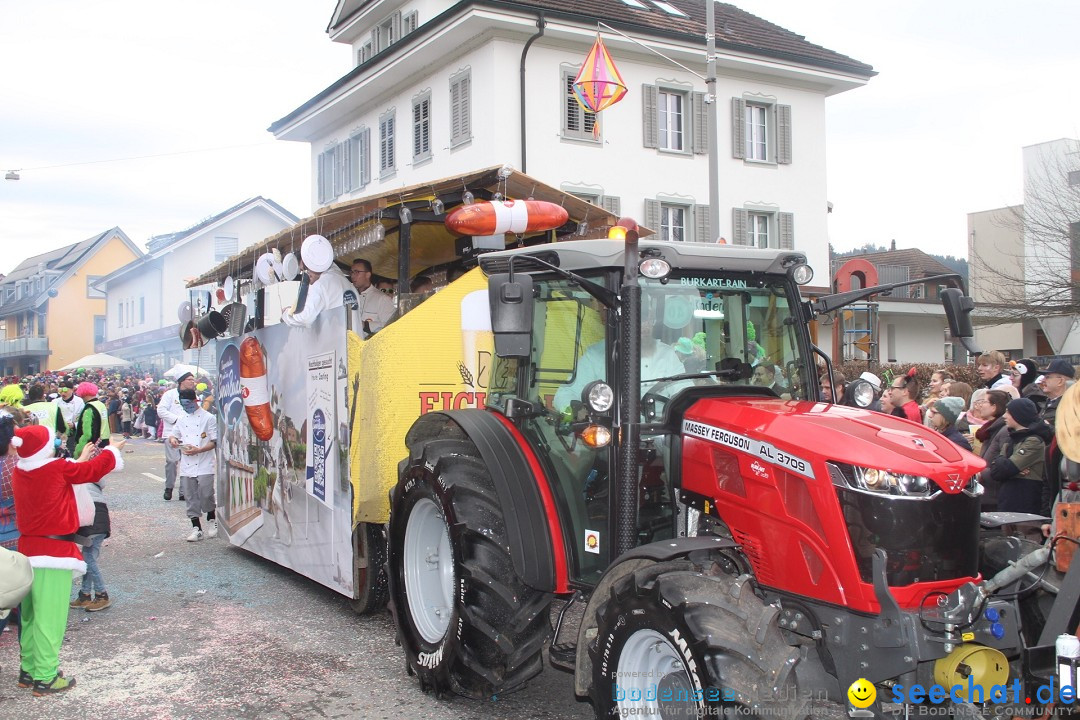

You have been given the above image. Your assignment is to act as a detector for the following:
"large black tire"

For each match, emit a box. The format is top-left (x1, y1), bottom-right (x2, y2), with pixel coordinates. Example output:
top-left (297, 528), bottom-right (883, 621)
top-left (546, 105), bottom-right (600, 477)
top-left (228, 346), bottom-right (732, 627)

top-left (589, 561), bottom-right (836, 720)
top-left (388, 439), bottom-right (552, 698)
top-left (349, 521), bottom-right (388, 614)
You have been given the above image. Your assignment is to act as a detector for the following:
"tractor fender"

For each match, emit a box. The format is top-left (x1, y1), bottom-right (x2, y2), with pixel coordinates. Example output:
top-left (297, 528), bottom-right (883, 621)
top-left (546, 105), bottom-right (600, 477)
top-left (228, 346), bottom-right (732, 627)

top-left (572, 536), bottom-right (739, 698)
top-left (404, 409), bottom-right (559, 593)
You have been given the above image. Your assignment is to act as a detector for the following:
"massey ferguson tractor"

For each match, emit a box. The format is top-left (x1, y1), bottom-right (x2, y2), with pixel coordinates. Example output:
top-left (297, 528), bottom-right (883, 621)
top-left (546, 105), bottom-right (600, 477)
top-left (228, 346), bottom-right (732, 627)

top-left (387, 229), bottom-right (1079, 718)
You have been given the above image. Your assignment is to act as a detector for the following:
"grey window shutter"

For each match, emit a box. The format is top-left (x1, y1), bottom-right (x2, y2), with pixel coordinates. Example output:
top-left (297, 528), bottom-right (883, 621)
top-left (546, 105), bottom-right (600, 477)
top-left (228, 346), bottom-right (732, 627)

top-left (600, 195), bottom-right (621, 215)
top-left (317, 152), bottom-right (326, 204)
top-left (732, 208), bottom-right (749, 245)
top-left (642, 84), bottom-right (658, 148)
top-left (459, 74), bottom-right (471, 139)
top-left (644, 199), bottom-right (661, 233)
top-left (777, 104), bottom-right (792, 164)
top-left (692, 92), bottom-right (707, 155)
top-left (778, 212), bottom-right (794, 249)
top-left (731, 98), bottom-right (745, 159)
top-left (340, 138), bottom-right (353, 192)
top-left (371, 28), bottom-right (379, 53)
top-left (694, 204), bottom-right (710, 243)
top-left (360, 128), bottom-right (371, 186)
top-left (392, 12), bottom-right (401, 43)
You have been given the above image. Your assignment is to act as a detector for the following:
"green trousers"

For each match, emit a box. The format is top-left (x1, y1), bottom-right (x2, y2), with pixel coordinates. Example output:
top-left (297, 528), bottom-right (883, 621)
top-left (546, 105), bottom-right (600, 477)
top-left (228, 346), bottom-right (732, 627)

top-left (20, 567), bottom-right (72, 682)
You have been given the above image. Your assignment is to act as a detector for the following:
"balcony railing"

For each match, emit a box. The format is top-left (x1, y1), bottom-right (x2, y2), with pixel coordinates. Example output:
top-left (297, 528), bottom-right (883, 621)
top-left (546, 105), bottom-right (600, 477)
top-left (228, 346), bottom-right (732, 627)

top-left (0, 336), bottom-right (50, 358)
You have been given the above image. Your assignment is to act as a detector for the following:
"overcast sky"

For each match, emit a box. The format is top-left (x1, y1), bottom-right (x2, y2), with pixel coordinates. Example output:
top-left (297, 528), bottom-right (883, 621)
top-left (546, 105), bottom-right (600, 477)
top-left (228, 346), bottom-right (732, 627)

top-left (2, 0), bottom-right (1077, 275)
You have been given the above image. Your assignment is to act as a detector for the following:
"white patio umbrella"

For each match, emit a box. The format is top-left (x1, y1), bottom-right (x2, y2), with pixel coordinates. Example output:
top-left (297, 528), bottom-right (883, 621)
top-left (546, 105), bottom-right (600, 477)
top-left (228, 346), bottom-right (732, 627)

top-left (57, 353), bottom-right (132, 370)
top-left (162, 363), bottom-right (213, 379)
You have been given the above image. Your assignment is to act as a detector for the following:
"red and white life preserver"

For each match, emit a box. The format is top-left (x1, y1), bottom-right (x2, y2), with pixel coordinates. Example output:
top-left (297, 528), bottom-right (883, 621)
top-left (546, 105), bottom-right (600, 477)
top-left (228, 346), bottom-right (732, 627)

top-left (445, 199), bottom-right (569, 236)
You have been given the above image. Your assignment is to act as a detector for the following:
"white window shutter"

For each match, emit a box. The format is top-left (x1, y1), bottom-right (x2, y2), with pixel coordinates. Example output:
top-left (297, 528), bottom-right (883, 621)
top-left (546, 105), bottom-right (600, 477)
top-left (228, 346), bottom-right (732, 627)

top-left (600, 195), bottom-right (621, 215)
top-left (642, 84), bottom-right (658, 148)
top-left (392, 12), bottom-right (401, 44)
top-left (317, 152), bottom-right (327, 204)
top-left (371, 28), bottom-right (379, 53)
top-left (732, 208), bottom-right (749, 245)
top-left (778, 212), bottom-right (794, 249)
top-left (731, 98), bottom-right (746, 159)
top-left (332, 144), bottom-right (343, 197)
top-left (340, 139), bottom-right (353, 193)
top-left (644, 199), bottom-right (661, 233)
top-left (692, 92), bottom-right (707, 155)
top-left (777, 105), bottom-right (792, 164)
top-left (694, 204), bottom-right (710, 243)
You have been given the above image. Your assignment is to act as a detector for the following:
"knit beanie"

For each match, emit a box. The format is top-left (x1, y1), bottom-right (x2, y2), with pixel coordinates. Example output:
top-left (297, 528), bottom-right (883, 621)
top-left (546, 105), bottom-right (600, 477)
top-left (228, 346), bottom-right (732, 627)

top-left (934, 396), bottom-right (965, 425)
top-left (1006, 397), bottom-right (1039, 427)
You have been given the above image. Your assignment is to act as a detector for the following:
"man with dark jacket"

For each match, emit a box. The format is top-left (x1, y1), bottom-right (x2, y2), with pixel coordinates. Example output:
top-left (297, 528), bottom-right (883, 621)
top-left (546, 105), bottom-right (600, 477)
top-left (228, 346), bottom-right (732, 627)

top-left (985, 398), bottom-right (1054, 514)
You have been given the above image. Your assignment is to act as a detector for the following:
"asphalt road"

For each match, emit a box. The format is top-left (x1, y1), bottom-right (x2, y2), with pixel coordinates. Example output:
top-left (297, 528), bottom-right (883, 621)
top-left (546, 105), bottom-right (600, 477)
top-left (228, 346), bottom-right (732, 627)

top-left (0, 438), bottom-right (593, 720)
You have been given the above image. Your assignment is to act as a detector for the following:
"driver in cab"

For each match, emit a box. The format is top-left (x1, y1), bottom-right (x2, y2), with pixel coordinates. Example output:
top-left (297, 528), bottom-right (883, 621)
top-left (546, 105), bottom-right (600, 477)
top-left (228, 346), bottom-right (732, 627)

top-left (553, 297), bottom-right (684, 412)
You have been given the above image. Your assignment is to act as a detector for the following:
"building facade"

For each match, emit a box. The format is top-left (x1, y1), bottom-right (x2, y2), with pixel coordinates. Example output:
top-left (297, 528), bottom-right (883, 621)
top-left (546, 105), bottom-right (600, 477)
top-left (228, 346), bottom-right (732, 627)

top-left (0, 229), bottom-right (142, 376)
top-left (94, 197), bottom-right (298, 373)
top-left (270, 0), bottom-right (874, 289)
top-left (968, 138), bottom-right (1080, 357)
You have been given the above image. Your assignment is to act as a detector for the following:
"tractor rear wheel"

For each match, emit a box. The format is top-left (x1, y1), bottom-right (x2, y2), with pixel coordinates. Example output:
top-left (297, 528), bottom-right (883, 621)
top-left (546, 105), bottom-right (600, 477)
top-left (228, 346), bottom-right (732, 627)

top-left (589, 561), bottom-right (832, 719)
top-left (388, 439), bottom-right (551, 698)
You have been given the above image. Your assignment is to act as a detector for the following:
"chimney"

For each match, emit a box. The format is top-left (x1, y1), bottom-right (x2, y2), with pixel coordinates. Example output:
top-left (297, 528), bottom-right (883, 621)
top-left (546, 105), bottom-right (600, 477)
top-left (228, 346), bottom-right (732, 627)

top-left (890, 239), bottom-right (896, 251)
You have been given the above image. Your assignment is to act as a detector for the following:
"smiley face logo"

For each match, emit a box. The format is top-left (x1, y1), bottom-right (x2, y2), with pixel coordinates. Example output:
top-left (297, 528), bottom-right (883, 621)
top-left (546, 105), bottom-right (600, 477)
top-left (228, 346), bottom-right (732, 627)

top-left (847, 678), bottom-right (876, 708)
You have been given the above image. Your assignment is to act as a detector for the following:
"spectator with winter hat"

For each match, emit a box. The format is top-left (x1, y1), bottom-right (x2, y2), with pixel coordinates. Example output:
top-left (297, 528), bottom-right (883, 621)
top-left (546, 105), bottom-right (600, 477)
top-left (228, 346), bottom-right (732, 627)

top-left (927, 396), bottom-right (972, 451)
top-left (10, 424), bottom-right (125, 695)
top-left (984, 398), bottom-right (1053, 514)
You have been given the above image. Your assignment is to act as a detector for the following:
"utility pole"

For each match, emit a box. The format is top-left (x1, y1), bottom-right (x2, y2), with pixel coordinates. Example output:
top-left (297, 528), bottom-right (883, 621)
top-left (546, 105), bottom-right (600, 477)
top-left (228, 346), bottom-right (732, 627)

top-left (706, 0), bottom-right (719, 243)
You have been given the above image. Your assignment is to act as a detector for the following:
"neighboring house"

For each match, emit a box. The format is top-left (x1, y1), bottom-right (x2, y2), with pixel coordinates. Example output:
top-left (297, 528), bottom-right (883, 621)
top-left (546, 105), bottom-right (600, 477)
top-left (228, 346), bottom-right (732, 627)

top-left (269, 0), bottom-right (874, 290)
top-left (94, 197), bottom-right (298, 372)
top-left (831, 246), bottom-right (965, 364)
top-left (0, 229), bottom-right (142, 375)
top-left (969, 138), bottom-right (1080, 357)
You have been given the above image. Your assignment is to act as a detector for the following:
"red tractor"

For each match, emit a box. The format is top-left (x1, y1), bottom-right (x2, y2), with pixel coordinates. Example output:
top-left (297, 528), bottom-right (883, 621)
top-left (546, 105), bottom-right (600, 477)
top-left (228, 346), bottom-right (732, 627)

top-left (387, 232), bottom-right (1079, 717)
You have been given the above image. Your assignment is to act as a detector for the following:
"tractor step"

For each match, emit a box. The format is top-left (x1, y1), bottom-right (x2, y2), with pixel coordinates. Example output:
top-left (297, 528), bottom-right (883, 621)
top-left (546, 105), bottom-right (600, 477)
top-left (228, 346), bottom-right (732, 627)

top-left (548, 642), bottom-right (577, 673)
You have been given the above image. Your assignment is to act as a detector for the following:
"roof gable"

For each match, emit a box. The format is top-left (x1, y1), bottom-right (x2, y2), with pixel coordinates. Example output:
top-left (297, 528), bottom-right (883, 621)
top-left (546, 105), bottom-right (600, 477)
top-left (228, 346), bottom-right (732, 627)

top-left (844, 248), bottom-right (955, 279)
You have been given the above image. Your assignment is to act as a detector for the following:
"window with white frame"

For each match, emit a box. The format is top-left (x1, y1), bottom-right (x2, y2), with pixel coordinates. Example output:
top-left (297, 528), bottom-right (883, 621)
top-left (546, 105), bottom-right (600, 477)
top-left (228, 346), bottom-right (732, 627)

top-left (748, 212), bottom-right (769, 247)
top-left (358, 42), bottom-right (373, 65)
top-left (562, 70), bottom-right (598, 141)
top-left (86, 275), bottom-right (105, 299)
top-left (379, 110), bottom-right (396, 177)
top-left (402, 10), bottom-right (418, 34)
top-left (117, 302), bottom-right (123, 328)
top-left (449, 70), bottom-right (471, 147)
top-left (318, 144), bottom-right (337, 203)
top-left (661, 204), bottom-right (688, 242)
top-left (731, 97), bottom-right (792, 164)
top-left (745, 104), bottom-right (767, 161)
top-left (658, 89), bottom-right (684, 151)
top-left (214, 236), bottom-right (238, 263)
top-left (412, 92), bottom-right (431, 163)
top-left (374, 13), bottom-right (400, 53)
top-left (139, 296), bottom-right (145, 324)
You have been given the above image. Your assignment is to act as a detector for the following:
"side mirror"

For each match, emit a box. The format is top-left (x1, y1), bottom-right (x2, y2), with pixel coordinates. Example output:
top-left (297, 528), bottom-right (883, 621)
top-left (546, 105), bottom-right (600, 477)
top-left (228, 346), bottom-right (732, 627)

top-left (941, 287), bottom-right (980, 355)
top-left (488, 273), bottom-right (534, 357)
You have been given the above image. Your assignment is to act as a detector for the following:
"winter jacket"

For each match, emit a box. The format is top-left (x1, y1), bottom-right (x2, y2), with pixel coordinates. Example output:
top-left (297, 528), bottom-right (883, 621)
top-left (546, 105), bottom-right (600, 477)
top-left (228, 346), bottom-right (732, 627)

top-left (986, 421), bottom-right (1054, 514)
top-left (77, 481), bottom-right (110, 538)
top-left (938, 424), bottom-right (972, 452)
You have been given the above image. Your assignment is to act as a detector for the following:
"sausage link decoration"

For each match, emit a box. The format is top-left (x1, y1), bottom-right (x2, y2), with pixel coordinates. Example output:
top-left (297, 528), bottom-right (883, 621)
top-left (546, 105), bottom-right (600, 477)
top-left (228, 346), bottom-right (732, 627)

top-left (239, 336), bottom-right (274, 441)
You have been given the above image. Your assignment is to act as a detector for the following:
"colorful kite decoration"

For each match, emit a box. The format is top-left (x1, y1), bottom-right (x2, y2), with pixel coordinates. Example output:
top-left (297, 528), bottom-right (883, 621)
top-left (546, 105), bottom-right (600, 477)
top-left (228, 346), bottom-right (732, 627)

top-left (573, 34), bottom-right (628, 136)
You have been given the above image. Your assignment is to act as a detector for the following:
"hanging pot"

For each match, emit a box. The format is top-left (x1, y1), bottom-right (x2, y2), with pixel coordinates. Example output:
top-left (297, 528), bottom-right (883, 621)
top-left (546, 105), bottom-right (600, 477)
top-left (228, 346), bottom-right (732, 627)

top-left (181, 321), bottom-right (206, 351)
top-left (197, 310), bottom-right (228, 340)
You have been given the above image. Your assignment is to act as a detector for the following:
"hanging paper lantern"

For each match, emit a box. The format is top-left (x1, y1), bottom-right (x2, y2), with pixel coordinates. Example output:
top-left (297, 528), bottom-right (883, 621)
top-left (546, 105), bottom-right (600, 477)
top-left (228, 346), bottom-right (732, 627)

top-left (572, 35), bottom-right (628, 122)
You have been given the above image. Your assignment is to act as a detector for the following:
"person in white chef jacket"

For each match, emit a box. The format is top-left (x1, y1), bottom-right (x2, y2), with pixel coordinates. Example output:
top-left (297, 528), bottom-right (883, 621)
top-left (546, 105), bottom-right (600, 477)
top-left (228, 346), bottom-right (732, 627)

top-left (167, 389), bottom-right (218, 542)
top-left (281, 234), bottom-right (357, 329)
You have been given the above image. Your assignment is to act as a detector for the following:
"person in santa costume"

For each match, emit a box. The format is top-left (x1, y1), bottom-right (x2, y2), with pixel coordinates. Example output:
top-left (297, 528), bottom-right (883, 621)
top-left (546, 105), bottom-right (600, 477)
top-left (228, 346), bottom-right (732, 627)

top-left (10, 423), bottom-right (125, 695)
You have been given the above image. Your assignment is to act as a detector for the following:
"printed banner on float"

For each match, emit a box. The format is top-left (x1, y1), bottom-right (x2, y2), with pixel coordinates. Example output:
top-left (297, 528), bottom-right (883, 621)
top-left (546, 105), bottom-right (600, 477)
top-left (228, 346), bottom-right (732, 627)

top-left (305, 351), bottom-right (336, 508)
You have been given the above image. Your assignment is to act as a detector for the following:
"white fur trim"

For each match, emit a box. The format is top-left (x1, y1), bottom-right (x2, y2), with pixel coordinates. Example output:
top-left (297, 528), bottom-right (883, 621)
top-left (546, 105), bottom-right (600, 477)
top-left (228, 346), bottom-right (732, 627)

top-left (104, 445), bottom-right (124, 472)
top-left (27, 555), bottom-right (87, 574)
top-left (17, 455), bottom-right (58, 472)
top-left (11, 436), bottom-right (22, 447)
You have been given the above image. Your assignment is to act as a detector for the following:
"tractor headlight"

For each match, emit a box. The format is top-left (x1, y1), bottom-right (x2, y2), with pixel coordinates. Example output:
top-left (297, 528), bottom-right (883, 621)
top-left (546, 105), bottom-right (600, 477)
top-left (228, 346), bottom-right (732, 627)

top-left (583, 380), bottom-right (614, 413)
top-left (829, 462), bottom-right (935, 497)
top-left (848, 379), bottom-right (877, 408)
top-left (638, 258), bottom-right (670, 279)
top-left (789, 263), bottom-right (814, 285)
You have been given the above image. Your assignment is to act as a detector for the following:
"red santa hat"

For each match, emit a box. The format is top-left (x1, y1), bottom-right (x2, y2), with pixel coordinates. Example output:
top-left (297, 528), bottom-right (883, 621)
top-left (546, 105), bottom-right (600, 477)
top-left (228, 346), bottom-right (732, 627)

top-left (12, 424), bottom-right (56, 470)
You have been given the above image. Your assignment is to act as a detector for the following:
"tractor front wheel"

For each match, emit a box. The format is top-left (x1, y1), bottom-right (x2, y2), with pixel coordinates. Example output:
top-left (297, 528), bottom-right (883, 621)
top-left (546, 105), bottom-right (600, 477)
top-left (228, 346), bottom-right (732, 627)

top-left (388, 439), bottom-right (551, 698)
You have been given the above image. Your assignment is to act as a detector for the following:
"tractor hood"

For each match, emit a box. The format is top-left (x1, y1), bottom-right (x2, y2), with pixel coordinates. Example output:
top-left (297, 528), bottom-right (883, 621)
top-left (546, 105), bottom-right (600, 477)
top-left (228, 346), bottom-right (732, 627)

top-left (681, 396), bottom-right (986, 491)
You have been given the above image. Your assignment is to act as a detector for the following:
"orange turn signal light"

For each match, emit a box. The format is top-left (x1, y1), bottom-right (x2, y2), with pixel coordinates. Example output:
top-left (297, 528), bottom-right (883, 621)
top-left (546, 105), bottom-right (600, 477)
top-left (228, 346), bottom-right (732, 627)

top-left (580, 424), bottom-right (612, 448)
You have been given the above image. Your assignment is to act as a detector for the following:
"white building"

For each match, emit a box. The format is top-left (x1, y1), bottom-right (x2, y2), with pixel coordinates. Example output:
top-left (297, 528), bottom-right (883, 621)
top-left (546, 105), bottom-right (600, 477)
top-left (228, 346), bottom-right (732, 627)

top-left (269, 0), bottom-right (874, 290)
top-left (969, 138), bottom-right (1080, 359)
top-left (94, 197), bottom-right (298, 372)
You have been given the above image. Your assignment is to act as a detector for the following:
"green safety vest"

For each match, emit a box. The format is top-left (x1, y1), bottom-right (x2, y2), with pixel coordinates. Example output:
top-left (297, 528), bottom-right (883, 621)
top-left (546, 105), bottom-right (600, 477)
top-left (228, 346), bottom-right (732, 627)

top-left (73, 399), bottom-right (110, 458)
top-left (24, 401), bottom-right (65, 437)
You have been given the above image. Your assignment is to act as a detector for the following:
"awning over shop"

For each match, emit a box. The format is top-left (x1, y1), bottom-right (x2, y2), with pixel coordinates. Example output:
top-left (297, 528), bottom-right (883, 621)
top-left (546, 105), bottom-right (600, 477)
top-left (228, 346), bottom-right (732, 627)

top-left (190, 165), bottom-right (648, 288)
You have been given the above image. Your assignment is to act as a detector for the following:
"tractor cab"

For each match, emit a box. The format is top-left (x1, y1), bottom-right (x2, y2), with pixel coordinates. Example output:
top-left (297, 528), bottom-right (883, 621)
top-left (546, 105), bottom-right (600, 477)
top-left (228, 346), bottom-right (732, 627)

top-left (480, 238), bottom-right (816, 584)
